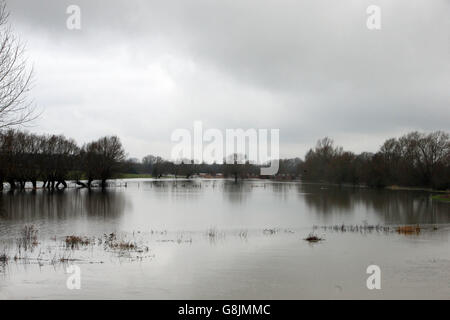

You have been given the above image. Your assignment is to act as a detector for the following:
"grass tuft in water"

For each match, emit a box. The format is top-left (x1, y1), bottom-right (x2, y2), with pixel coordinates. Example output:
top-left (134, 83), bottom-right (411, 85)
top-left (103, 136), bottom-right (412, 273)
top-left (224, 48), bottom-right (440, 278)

top-left (65, 236), bottom-right (91, 249)
top-left (0, 252), bottom-right (8, 264)
top-left (263, 228), bottom-right (277, 235)
top-left (304, 233), bottom-right (324, 243)
top-left (17, 225), bottom-right (39, 251)
top-left (396, 225), bottom-right (421, 235)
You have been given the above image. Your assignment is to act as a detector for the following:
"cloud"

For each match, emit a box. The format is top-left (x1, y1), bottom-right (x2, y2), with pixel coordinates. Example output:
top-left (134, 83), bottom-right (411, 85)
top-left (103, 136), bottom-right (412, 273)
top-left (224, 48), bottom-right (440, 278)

top-left (6, 0), bottom-right (450, 158)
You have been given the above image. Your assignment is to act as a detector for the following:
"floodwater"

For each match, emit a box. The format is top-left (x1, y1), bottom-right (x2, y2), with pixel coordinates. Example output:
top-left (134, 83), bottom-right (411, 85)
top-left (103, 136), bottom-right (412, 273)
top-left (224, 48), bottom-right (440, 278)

top-left (0, 179), bottom-right (449, 299)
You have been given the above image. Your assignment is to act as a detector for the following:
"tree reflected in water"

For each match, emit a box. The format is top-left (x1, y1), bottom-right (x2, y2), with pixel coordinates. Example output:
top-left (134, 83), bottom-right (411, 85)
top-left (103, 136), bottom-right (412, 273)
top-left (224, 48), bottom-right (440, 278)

top-left (0, 189), bottom-right (128, 222)
top-left (297, 183), bottom-right (450, 225)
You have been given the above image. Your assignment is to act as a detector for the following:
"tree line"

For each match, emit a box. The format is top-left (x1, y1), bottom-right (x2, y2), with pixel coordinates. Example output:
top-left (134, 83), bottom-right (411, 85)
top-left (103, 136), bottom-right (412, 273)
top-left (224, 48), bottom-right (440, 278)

top-left (124, 154), bottom-right (263, 183)
top-left (0, 129), bottom-right (448, 191)
top-left (300, 131), bottom-right (449, 190)
top-left (0, 130), bottom-right (125, 190)
top-left (126, 131), bottom-right (449, 190)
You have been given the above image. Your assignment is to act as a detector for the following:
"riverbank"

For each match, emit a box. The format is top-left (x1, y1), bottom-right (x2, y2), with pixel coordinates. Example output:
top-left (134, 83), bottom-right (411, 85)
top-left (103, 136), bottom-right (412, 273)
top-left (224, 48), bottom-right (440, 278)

top-left (431, 194), bottom-right (450, 203)
top-left (117, 173), bottom-right (153, 179)
top-left (386, 185), bottom-right (450, 194)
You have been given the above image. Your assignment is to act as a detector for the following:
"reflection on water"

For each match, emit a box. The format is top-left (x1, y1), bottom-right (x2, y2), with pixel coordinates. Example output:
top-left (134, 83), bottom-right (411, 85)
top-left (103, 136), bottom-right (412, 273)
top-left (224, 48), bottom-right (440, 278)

top-left (0, 180), bottom-right (450, 236)
top-left (0, 180), bottom-right (448, 235)
top-left (297, 183), bottom-right (449, 225)
top-left (0, 189), bottom-right (129, 239)
top-left (0, 179), bottom-right (449, 299)
top-left (0, 189), bottom-right (127, 220)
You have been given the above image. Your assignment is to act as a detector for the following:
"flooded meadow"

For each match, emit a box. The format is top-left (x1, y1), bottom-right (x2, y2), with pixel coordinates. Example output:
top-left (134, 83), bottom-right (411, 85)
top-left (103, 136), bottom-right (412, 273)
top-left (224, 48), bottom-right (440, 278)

top-left (0, 179), bottom-right (449, 299)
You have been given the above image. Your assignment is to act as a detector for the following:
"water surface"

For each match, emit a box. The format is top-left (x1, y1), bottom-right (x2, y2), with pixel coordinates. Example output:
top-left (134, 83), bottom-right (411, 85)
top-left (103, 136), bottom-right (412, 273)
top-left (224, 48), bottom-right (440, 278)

top-left (0, 179), bottom-right (449, 299)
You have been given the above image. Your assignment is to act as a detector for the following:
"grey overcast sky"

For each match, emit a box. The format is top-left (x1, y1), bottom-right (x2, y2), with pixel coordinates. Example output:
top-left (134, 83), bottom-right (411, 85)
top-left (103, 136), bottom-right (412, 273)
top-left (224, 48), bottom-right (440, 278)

top-left (6, 0), bottom-right (450, 159)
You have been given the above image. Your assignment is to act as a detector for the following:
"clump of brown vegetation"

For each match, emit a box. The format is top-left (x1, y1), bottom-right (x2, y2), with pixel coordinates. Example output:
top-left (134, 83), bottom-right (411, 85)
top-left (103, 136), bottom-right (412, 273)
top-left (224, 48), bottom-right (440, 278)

top-left (102, 232), bottom-right (148, 253)
top-left (396, 225), bottom-right (421, 235)
top-left (304, 233), bottom-right (324, 243)
top-left (65, 236), bottom-right (91, 249)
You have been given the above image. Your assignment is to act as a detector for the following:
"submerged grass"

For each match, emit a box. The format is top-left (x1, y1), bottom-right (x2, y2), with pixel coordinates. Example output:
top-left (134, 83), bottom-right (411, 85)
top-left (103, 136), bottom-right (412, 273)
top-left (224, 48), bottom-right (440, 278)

top-left (205, 228), bottom-right (226, 243)
top-left (109, 241), bottom-right (136, 250)
top-left (1, 223), bottom-right (443, 272)
top-left (313, 223), bottom-right (439, 236)
top-left (304, 233), bottom-right (324, 243)
top-left (0, 229), bottom-right (153, 270)
top-left (396, 225), bottom-right (421, 235)
top-left (103, 232), bottom-right (150, 254)
top-left (17, 225), bottom-right (39, 251)
top-left (207, 228), bottom-right (217, 238)
top-left (0, 252), bottom-right (8, 264)
top-left (314, 224), bottom-right (391, 233)
top-left (238, 230), bottom-right (248, 239)
top-left (263, 228), bottom-right (277, 235)
top-left (65, 236), bottom-right (91, 249)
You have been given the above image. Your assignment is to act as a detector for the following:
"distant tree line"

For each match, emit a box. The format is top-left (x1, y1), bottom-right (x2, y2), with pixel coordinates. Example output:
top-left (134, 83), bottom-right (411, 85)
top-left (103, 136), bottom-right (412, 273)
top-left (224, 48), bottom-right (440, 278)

top-left (126, 131), bottom-right (449, 190)
top-left (124, 154), bottom-right (264, 183)
top-left (0, 130), bottom-right (448, 191)
top-left (300, 131), bottom-right (449, 189)
top-left (0, 130), bottom-right (125, 190)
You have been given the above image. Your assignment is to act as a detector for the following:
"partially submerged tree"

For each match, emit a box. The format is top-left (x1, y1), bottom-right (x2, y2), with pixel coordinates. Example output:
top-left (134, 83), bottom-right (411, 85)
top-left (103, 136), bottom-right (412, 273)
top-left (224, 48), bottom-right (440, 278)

top-left (224, 153), bottom-right (247, 183)
top-left (79, 136), bottom-right (126, 188)
top-left (0, 131), bottom-right (126, 191)
top-left (41, 134), bottom-right (79, 189)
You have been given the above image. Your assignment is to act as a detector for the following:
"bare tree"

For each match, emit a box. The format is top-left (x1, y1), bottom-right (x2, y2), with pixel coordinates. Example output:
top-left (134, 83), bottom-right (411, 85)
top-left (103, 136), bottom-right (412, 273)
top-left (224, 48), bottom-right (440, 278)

top-left (78, 136), bottom-right (126, 188)
top-left (224, 153), bottom-right (247, 183)
top-left (0, 1), bottom-right (35, 128)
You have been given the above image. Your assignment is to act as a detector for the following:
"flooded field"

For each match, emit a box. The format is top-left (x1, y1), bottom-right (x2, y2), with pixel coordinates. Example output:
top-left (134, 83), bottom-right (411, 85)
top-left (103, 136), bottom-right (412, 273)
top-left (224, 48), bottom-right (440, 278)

top-left (0, 179), bottom-right (449, 299)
